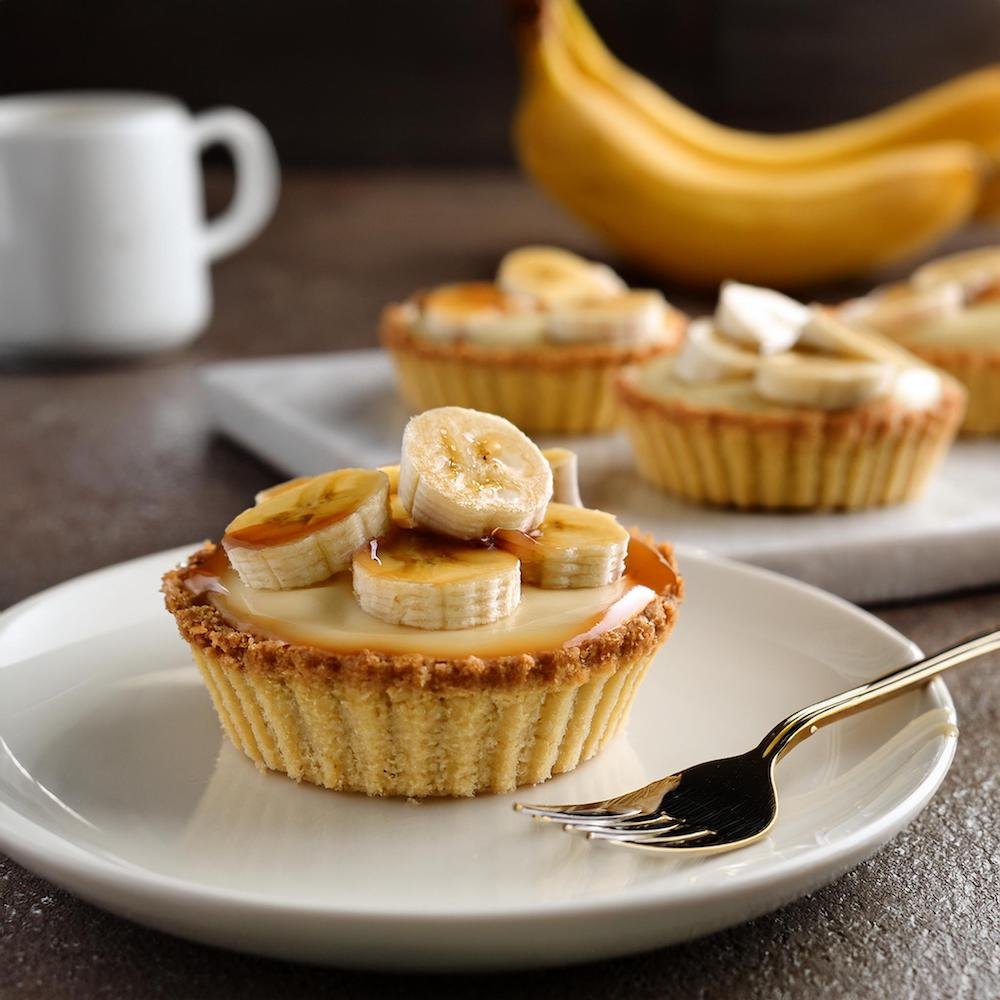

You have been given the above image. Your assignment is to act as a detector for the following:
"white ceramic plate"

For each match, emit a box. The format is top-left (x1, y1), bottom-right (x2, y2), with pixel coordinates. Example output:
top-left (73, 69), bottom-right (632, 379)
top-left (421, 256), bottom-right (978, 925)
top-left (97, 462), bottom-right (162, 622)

top-left (0, 546), bottom-right (956, 971)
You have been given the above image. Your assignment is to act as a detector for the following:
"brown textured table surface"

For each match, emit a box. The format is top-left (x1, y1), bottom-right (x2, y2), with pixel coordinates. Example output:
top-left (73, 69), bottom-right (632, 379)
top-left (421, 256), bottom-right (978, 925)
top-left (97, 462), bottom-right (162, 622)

top-left (1, 173), bottom-right (998, 999)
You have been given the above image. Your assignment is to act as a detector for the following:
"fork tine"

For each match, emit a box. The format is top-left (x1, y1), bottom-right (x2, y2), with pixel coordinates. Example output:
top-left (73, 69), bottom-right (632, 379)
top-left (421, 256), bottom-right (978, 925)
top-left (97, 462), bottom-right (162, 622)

top-left (589, 826), bottom-right (714, 846)
top-left (513, 804), bottom-right (643, 823)
top-left (565, 820), bottom-right (687, 839)
top-left (565, 812), bottom-right (680, 830)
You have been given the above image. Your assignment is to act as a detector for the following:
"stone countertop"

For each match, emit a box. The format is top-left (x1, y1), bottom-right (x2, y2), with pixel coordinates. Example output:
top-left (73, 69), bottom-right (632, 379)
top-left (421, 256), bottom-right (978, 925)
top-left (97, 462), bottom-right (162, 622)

top-left (1, 172), bottom-right (997, 999)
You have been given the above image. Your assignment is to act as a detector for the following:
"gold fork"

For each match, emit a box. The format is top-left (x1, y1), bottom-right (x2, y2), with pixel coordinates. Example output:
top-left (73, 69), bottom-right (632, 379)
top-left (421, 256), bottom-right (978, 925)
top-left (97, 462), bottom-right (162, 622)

top-left (514, 629), bottom-right (1000, 853)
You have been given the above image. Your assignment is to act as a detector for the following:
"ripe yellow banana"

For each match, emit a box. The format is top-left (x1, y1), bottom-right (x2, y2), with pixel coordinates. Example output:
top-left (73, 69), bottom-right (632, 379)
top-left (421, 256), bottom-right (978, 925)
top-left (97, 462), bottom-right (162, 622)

top-left (555, 0), bottom-right (1000, 176)
top-left (512, 17), bottom-right (983, 287)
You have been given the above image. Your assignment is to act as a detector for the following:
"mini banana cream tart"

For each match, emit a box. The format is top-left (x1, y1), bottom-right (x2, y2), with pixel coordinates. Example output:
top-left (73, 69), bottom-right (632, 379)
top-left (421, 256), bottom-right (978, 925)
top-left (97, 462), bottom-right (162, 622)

top-left (840, 246), bottom-right (1000, 434)
top-left (163, 407), bottom-right (682, 798)
top-left (379, 246), bottom-right (686, 433)
top-left (616, 282), bottom-right (966, 510)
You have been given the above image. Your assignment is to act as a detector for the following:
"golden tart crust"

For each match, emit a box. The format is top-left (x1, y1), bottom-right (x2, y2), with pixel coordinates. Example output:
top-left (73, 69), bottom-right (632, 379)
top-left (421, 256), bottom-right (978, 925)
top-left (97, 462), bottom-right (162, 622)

top-left (379, 304), bottom-right (685, 433)
top-left (163, 540), bottom-right (682, 797)
top-left (615, 365), bottom-right (966, 510)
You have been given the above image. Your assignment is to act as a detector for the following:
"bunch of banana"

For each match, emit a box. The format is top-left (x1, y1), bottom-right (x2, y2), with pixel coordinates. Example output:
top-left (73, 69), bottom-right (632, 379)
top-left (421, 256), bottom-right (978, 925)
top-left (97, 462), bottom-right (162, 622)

top-left (512, 0), bottom-right (1000, 287)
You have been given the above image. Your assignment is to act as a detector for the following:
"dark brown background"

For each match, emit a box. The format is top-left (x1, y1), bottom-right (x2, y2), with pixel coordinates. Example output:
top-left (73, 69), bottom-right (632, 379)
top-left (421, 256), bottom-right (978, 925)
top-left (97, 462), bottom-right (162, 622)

top-left (2, 0), bottom-right (1000, 165)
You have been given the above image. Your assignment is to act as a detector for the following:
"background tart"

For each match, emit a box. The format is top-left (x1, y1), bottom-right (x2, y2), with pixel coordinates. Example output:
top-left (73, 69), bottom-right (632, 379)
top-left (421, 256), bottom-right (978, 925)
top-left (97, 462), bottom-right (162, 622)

top-left (616, 350), bottom-right (965, 512)
top-left (380, 305), bottom-right (683, 433)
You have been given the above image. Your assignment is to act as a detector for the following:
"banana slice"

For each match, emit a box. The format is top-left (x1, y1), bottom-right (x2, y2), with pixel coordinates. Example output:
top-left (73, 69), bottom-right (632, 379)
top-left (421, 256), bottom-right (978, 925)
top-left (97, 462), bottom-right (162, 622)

top-left (418, 282), bottom-right (544, 344)
top-left (224, 469), bottom-right (391, 590)
top-left (399, 407), bottom-right (553, 540)
top-left (715, 282), bottom-right (809, 354)
top-left (798, 308), bottom-right (916, 364)
top-left (254, 476), bottom-right (312, 505)
top-left (912, 246), bottom-right (1000, 298)
top-left (377, 464), bottom-right (400, 492)
top-left (672, 317), bottom-right (760, 383)
top-left (352, 531), bottom-right (521, 630)
top-left (542, 447), bottom-right (582, 506)
top-left (376, 464), bottom-right (419, 528)
top-left (497, 245), bottom-right (626, 306)
top-left (495, 502), bottom-right (628, 589)
top-left (545, 289), bottom-right (670, 344)
top-left (800, 309), bottom-right (943, 408)
top-left (839, 281), bottom-right (963, 335)
top-left (755, 354), bottom-right (893, 410)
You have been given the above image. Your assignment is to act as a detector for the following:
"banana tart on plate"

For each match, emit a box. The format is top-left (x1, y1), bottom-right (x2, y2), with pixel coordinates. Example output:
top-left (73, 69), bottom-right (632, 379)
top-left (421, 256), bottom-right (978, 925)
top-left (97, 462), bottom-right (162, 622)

top-left (163, 407), bottom-right (682, 798)
top-left (379, 246), bottom-right (685, 434)
top-left (616, 283), bottom-right (966, 510)
top-left (840, 246), bottom-right (1000, 435)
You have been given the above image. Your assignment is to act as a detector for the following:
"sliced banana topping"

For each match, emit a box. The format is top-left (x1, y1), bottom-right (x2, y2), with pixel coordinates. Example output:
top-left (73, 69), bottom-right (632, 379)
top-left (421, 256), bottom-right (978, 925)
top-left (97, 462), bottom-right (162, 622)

top-left (497, 245), bottom-right (626, 306)
top-left (673, 317), bottom-right (760, 383)
top-left (798, 309), bottom-right (916, 365)
top-left (755, 354), bottom-right (894, 410)
top-left (224, 469), bottom-right (391, 590)
top-left (398, 406), bottom-right (553, 541)
top-left (715, 282), bottom-right (809, 354)
top-left (377, 464), bottom-right (400, 493)
top-left (352, 531), bottom-right (521, 630)
top-left (912, 245), bottom-right (1000, 298)
top-left (403, 246), bottom-right (681, 347)
top-left (545, 289), bottom-right (669, 345)
top-left (213, 408), bottom-right (667, 636)
top-left (839, 281), bottom-right (964, 335)
top-left (543, 447), bottom-right (583, 506)
top-left (495, 502), bottom-right (629, 589)
top-left (418, 282), bottom-right (544, 344)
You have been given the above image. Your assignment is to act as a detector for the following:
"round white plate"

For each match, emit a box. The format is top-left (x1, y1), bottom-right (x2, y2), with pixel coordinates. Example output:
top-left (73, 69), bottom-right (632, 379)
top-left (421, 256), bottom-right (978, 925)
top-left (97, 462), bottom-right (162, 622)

top-left (0, 546), bottom-right (956, 971)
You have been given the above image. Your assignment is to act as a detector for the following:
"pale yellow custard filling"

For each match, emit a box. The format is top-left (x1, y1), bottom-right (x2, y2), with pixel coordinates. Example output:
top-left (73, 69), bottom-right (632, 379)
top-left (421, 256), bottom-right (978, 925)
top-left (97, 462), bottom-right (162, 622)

top-left (184, 541), bottom-right (671, 659)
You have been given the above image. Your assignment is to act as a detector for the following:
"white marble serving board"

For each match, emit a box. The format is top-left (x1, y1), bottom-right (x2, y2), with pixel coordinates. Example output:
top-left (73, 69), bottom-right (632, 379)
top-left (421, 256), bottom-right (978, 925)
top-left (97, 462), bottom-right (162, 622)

top-left (201, 350), bottom-right (1000, 604)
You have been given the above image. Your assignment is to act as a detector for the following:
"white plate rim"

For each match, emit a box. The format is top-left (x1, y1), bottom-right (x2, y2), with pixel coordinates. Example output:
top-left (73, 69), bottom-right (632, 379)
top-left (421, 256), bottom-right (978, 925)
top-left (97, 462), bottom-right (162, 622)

top-left (0, 545), bottom-right (955, 928)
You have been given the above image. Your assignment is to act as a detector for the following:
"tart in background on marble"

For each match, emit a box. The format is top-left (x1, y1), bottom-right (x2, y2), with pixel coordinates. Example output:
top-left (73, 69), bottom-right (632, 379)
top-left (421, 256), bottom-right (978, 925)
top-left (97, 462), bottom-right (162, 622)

top-left (841, 246), bottom-right (1000, 434)
top-left (163, 407), bottom-right (683, 797)
top-left (379, 246), bottom-right (685, 433)
top-left (616, 283), bottom-right (965, 510)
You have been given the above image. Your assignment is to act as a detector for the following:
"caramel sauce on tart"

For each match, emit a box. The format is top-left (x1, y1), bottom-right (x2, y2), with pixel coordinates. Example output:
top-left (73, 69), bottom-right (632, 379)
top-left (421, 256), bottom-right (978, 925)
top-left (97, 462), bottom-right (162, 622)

top-left (223, 468), bottom-right (386, 550)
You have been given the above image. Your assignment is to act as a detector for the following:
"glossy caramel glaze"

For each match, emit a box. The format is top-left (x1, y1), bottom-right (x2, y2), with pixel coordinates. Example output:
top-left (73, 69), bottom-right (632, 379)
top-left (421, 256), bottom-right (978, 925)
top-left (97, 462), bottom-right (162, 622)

top-left (357, 529), bottom-right (518, 583)
top-left (223, 468), bottom-right (387, 550)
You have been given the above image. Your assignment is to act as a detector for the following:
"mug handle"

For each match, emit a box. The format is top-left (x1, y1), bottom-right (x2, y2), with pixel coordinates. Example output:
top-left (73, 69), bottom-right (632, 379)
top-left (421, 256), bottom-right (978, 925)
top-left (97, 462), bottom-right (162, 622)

top-left (192, 107), bottom-right (279, 262)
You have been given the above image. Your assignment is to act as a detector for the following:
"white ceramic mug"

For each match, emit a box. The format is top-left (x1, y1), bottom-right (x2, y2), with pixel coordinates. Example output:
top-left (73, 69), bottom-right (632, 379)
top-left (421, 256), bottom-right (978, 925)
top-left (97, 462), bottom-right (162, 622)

top-left (0, 92), bottom-right (279, 358)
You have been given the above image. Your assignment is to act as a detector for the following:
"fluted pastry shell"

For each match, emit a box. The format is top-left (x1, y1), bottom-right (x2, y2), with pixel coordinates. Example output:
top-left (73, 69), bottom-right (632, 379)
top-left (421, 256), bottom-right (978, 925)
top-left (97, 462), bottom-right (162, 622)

top-left (616, 364), bottom-right (966, 510)
top-left (162, 540), bottom-right (682, 797)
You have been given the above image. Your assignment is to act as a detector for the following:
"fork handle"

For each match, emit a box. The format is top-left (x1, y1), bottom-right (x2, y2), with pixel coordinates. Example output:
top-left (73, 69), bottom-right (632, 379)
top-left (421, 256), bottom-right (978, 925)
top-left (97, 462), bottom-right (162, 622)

top-left (760, 628), bottom-right (1000, 761)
